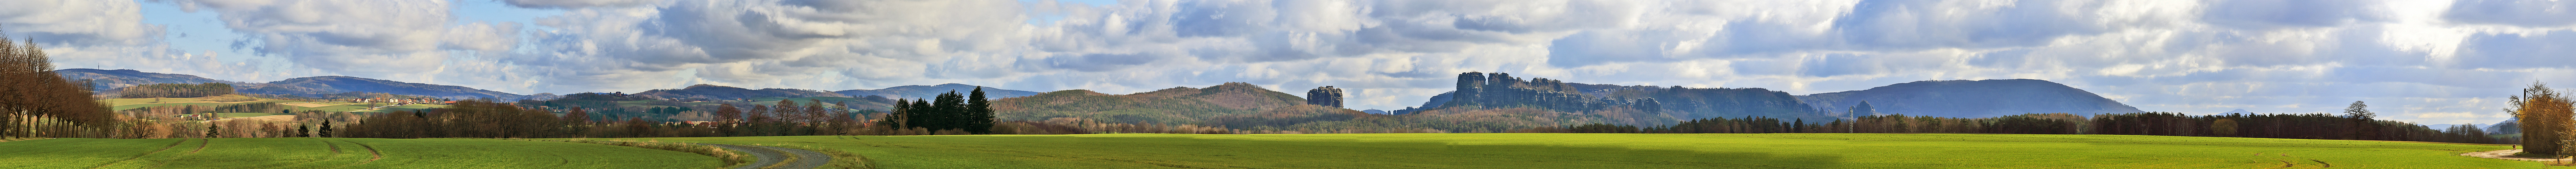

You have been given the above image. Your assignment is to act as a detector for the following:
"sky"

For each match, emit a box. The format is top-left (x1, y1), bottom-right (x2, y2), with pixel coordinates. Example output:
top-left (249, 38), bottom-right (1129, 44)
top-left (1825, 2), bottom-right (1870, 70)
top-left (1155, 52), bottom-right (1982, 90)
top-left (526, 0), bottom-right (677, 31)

top-left (4, 0), bottom-right (2574, 125)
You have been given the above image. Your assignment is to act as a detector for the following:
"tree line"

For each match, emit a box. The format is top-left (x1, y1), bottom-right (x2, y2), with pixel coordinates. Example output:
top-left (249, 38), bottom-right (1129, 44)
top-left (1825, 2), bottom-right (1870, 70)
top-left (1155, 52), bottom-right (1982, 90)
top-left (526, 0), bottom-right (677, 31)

top-left (118, 82), bottom-right (236, 98)
top-left (0, 27), bottom-right (123, 139)
top-left (1519, 101), bottom-right (2503, 144)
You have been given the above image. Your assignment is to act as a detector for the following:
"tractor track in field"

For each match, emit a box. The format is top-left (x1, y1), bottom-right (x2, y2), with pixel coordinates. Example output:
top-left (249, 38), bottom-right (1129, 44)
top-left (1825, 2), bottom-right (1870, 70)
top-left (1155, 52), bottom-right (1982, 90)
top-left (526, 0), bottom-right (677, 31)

top-left (86, 138), bottom-right (190, 169)
top-left (698, 143), bottom-right (830, 169)
top-left (349, 141), bottom-right (383, 165)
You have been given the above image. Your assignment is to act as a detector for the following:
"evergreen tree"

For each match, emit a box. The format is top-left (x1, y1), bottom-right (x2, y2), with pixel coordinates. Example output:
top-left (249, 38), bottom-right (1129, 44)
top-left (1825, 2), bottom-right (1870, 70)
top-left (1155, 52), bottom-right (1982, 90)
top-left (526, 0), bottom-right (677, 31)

top-left (915, 98), bottom-right (934, 130)
top-left (968, 87), bottom-right (995, 134)
top-left (206, 123), bottom-right (220, 138)
top-left (891, 98), bottom-right (912, 129)
top-left (320, 120), bottom-right (333, 138)
top-left (938, 91), bottom-right (966, 132)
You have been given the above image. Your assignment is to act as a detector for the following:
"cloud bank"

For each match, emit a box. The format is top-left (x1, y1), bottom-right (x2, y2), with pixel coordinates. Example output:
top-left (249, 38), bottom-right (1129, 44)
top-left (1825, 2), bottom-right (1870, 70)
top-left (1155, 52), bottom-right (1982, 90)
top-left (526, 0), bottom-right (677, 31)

top-left (9, 0), bottom-right (2576, 124)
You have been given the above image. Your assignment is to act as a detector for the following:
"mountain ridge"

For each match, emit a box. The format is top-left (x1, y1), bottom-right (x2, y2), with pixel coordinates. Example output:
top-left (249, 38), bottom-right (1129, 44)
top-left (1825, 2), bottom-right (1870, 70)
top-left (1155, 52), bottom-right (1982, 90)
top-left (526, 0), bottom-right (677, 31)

top-left (834, 83), bottom-right (1043, 99)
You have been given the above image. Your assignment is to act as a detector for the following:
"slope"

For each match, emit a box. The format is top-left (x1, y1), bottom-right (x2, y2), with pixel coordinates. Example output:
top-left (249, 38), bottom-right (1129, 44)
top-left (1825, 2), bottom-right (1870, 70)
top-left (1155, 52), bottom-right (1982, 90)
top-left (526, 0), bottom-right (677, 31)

top-left (833, 83), bottom-right (1043, 99)
top-left (54, 69), bottom-right (244, 93)
top-left (634, 84), bottom-right (847, 101)
top-left (241, 76), bottom-right (526, 100)
top-left (992, 82), bottom-right (1311, 124)
top-left (1796, 79), bottom-right (2145, 118)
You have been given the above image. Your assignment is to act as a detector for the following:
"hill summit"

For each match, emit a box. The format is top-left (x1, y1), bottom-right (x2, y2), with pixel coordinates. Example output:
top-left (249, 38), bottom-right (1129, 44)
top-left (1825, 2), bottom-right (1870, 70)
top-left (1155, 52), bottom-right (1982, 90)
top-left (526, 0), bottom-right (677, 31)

top-left (1795, 79), bottom-right (2144, 118)
top-left (834, 83), bottom-right (1042, 99)
top-left (632, 84), bottom-right (848, 101)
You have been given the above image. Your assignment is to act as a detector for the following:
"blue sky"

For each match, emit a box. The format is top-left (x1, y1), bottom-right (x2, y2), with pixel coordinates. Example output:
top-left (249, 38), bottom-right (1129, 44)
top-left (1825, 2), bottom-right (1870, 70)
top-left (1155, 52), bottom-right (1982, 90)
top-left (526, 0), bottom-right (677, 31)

top-left (5, 0), bottom-right (2575, 125)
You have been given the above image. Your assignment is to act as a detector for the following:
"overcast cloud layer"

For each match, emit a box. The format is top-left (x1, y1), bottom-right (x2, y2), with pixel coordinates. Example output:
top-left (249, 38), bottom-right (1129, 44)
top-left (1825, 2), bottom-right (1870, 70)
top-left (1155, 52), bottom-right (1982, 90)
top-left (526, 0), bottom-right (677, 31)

top-left (9, 0), bottom-right (2576, 125)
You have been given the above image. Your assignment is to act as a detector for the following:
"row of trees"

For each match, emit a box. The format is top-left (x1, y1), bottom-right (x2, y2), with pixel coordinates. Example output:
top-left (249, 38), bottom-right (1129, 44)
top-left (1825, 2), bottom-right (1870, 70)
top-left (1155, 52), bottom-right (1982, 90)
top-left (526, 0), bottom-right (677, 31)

top-left (1521, 101), bottom-right (2502, 144)
top-left (118, 82), bottom-right (236, 98)
top-left (1, 27), bottom-right (123, 139)
top-left (705, 98), bottom-right (864, 137)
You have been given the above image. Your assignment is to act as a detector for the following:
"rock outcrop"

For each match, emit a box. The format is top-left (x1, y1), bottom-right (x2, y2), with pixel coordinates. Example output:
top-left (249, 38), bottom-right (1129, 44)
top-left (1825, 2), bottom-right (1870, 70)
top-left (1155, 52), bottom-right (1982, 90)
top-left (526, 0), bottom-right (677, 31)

top-left (1306, 86), bottom-right (1345, 107)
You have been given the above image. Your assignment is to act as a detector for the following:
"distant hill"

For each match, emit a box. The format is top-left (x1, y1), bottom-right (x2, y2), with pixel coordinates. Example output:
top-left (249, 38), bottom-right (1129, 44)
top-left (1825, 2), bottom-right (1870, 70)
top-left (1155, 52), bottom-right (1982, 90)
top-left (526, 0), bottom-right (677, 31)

top-left (242, 76), bottom-right (528, 100)
top-left (1795, 79), bottom-right (2144, 118)
top-left (57, 69), bottom-right (532, 100)
top-left (1395, 72), bottom-right (1822, 123)
top-left (997, 82), bottom-right (1671, 131)
top-left (834, 83), bottom-right (1042, 100)
top-left (992, 82), bottom-right (1318, 124)
top-left (54, 69), bottom-right (244, 91)
top-left (634, 84), bottom-right (848, 101)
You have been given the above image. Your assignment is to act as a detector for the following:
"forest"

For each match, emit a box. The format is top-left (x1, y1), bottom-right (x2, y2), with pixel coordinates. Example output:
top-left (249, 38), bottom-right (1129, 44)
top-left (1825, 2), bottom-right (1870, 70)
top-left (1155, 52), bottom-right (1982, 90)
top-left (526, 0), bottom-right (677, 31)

top-left (116, 82), bottom-right (235, 98)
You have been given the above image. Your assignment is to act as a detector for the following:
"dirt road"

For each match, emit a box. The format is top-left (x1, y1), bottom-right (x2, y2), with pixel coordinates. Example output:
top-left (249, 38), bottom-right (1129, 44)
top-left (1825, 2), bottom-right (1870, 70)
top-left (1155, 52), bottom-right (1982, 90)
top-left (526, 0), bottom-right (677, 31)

top-left (700, 143), bottom-right (831, 169)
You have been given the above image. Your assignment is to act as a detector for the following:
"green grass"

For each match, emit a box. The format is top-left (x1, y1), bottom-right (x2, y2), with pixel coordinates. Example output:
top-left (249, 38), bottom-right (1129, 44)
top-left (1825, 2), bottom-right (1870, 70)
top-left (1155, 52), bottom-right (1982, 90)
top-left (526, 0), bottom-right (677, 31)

top-left (617, 133), bottom-right (2532, 169)
top-left (0, 138), bottom-right (724, 169)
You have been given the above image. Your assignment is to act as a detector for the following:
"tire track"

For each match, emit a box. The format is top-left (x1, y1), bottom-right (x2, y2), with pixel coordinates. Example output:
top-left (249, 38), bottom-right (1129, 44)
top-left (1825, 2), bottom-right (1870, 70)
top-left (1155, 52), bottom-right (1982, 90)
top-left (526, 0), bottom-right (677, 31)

top-left (348, 141), bottom-right (383, 165)
top-left (698, 143), bottom-right (830, 169)
top-left (187, 138), bottom-right (211, 153)
top-left (86, 138), bottom-right (190, 169)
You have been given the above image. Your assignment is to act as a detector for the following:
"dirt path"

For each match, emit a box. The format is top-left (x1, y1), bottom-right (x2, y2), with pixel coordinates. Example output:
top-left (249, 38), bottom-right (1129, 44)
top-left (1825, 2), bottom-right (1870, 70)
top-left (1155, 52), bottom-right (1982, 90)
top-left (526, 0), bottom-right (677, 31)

top-left (2463, 149), bottom-right (2567, 161)
top-left (699, 143), bottom-right (830, 169)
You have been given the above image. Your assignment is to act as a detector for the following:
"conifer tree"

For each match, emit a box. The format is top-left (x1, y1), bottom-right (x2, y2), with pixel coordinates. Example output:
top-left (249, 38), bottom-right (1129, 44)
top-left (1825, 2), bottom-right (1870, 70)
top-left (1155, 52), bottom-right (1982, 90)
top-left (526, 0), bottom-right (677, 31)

top-left (317, 120), bottom-right (329, 138)
top-left (969, 87), bottom-right (994, 134)
top-left (891, 99), bottom-right (911, 129)
top-left (914, 99), bottom-right (933, 130)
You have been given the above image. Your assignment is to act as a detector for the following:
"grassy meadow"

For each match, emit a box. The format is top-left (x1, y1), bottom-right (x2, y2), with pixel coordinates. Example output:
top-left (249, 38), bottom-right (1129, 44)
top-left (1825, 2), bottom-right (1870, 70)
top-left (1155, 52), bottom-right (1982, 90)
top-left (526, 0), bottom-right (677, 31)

top-left (628, 133), bottom-right (2530, 169)
top-left (0, 138), bottom-right (723, 169)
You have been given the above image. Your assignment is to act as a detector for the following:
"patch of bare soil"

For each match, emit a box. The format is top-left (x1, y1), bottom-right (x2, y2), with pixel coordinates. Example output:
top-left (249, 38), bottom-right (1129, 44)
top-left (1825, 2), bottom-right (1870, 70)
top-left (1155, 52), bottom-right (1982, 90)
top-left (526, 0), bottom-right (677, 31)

top-left (2463, 149), bottom-right (2565, 161)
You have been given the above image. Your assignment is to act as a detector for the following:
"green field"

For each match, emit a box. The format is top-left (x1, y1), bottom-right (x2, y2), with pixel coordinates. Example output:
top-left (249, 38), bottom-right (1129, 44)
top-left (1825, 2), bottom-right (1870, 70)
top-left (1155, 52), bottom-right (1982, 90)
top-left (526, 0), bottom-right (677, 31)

top-left (0, 138), bottom-right (723, 169)
top-left (622, 133), bottom-right (2530, 168)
